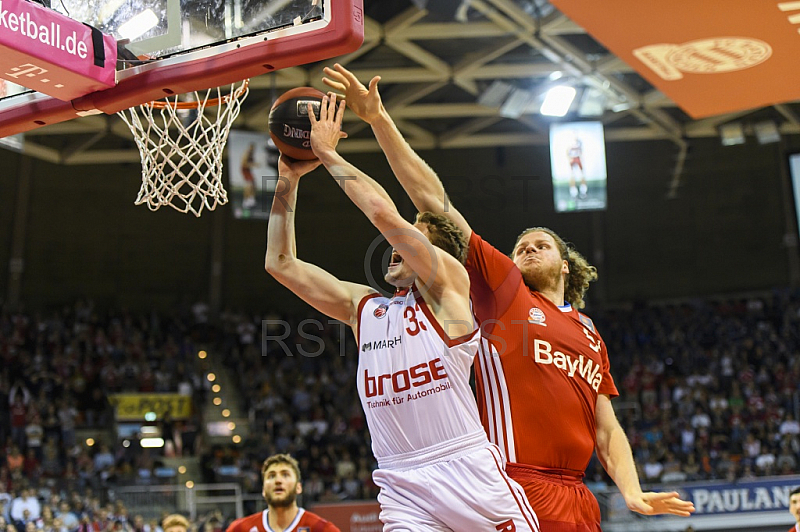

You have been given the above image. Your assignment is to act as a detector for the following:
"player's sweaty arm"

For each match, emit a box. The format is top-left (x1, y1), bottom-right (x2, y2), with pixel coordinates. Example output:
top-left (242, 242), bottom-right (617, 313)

top-left (322, 63), bottom-right (472, 238)
top-left (265, 155), bottom-right (372, 326)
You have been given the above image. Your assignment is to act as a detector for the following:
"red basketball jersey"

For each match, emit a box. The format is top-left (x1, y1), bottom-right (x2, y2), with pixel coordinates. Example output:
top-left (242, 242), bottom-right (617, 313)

top-left (226, 509), bottom-right (339, 532)
top-left (466, 232), bottom-right (619, 472)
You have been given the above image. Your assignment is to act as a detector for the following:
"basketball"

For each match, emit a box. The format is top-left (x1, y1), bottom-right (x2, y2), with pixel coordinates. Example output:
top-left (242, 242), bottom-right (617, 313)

top-left (268, 87), bottom-right (325, 160)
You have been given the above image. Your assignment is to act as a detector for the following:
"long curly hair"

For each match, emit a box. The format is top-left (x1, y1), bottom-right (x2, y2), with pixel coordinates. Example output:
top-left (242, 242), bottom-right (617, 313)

top-left (512, 227), bottom-right (597, 309)
top-left (415, 211), bottom-right (468, 264)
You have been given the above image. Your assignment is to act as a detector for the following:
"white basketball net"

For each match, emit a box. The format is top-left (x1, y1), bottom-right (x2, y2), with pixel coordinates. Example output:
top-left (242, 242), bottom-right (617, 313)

top-left (117, 80), bottom-right (249, 217)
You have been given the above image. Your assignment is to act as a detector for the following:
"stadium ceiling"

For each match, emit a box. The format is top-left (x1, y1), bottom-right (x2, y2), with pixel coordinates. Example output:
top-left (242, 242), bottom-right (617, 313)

top-left (18, 0), bottom-right (800, 167)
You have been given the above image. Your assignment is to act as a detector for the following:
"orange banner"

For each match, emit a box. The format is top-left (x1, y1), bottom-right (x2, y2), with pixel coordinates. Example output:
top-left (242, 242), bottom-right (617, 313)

top-left (550, 0), bottom-right (800, 117)
top-left (310, 502), bottom-right (381, 532)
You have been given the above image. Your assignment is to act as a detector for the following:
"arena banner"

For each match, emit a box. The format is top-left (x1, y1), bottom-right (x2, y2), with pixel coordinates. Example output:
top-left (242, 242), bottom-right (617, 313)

top-left (685, 476), bottom-right (800, 516)
top-left (549, 0), bottom-right (800, 117)
top-left (227, 129), bottom-right (278, 220)
top-left (109, 393), bottom-right (193, 421)
top-left (311, 501), bottom-right (381, 532)
top-left (602, 475), bottom-right (800, 530)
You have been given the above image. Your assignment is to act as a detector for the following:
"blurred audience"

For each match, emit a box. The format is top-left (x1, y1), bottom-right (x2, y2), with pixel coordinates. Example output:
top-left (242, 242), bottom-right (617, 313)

top-left (2, 288), bottom-right (799, 517)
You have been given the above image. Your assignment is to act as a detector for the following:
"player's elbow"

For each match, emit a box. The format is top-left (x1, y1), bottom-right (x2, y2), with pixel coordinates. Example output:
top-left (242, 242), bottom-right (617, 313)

top-left (265, 251), bottom-right (293, 278)
top-left (368, 201), bottom-right (400, 229)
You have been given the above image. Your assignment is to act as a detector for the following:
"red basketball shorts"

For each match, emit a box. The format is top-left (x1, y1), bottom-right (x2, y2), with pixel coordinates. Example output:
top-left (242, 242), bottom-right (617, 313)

top-left (507, 463), bottom-right (602, 532)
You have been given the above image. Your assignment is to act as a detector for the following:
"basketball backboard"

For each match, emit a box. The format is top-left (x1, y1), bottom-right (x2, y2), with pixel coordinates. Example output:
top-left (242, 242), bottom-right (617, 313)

top-left (0, 0), bottom-right (363, 136)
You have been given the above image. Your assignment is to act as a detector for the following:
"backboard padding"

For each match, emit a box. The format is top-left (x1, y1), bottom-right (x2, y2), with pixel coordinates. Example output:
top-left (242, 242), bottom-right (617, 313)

top-left (0, 0), bottom-right (363, 137)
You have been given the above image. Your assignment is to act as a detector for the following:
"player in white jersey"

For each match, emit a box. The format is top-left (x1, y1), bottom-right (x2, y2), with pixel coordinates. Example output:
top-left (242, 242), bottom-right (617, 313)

top-left (266, 92), bottom-right (538, 532)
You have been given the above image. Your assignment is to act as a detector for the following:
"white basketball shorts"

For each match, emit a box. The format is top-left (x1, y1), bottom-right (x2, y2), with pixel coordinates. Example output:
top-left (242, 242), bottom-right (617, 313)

top-left (372, 444), bottom-right (539, 532)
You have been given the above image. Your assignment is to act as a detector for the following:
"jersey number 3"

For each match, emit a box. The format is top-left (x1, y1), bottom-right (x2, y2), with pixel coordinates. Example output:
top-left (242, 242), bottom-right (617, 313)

top-left (404, 304), bottom-right (428, 336)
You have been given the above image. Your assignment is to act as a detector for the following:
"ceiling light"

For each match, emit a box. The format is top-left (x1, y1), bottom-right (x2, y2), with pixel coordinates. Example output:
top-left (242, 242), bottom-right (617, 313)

top-left (754, 120), bottom-right (780, 144)
top-left (578, 87), bottom-right (606, 117)
top-left (720, 123), bottom-right (745, 146)
top-left (477, 81), bottom-right (514, 108)
top-left (500, 88), bottom-right (534, 119)
top-left (140, 437), bottom-right (165, 448)
top-left (540, 86), bottom-right (576, 117)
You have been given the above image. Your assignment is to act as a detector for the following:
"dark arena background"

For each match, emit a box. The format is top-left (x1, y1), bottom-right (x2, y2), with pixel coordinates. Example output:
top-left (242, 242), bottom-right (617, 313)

top-left (1, 1), bottom-right (800, 532)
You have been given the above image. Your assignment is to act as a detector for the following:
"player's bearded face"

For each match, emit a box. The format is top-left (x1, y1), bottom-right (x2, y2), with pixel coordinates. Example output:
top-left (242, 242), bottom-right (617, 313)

top-left (263, 467), bottom-right (300, 508)
top-left (513, 232), bottom-right (566, 293)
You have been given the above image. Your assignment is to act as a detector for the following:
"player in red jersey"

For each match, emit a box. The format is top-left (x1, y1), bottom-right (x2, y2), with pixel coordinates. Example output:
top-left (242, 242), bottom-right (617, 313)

top-left (226, 454), bottom-right (339, 532)
top-left (323, 64), bottom-right (695, 531)
top-left (789, 486), bottom-right (800, 532)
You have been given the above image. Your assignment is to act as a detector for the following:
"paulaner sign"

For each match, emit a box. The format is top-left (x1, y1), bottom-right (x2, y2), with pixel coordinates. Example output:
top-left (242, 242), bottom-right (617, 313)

top-left (688, 478), bottom-right (799, 515)
top-left (601, 476), bottom-right (800, 531)
top-left (550, 0), bottom-right (800, 117)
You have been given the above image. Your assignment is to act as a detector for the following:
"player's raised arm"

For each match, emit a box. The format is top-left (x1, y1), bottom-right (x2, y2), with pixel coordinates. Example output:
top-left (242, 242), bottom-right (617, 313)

top-left (265, 155), bottom-right (374, 326)
top-left (308, 93), bottom-right (467, 299)
top-left (322, 63), bottom-right (472, 239)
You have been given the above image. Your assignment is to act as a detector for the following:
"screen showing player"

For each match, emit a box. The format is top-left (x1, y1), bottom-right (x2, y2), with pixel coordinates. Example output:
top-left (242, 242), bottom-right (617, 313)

top-left (550, 121), bottom-right (607, 212)
top-left (789, 153), bottom-right (800, 242)
top-left (228, 129), bottom-right (278, 220)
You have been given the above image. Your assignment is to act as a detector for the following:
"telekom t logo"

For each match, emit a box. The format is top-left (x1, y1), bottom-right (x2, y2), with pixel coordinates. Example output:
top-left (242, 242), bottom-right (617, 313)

top-left (4, 63), bottom-right (64, 88)
top-left (6, 63), bottom-right (46, 79)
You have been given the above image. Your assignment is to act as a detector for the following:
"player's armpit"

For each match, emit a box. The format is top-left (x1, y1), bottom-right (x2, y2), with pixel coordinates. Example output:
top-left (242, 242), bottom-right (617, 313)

top-left (267, 256), bottom-right (374, 325)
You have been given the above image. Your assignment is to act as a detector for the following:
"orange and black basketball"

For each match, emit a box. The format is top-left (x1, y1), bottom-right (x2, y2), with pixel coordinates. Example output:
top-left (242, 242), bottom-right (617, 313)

top-left (268, 87), bottom-right (325, 160)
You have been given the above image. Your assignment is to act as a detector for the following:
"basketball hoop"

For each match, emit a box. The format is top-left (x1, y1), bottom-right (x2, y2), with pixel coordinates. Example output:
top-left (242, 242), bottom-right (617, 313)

top-left (117, 80), bottom-right (250, 217)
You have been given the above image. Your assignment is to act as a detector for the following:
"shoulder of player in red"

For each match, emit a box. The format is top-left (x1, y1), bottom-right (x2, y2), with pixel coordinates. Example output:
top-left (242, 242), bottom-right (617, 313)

top-left (465, 231), bottom-right (520, 295)
top-left (577, 311), bottom-right (596, 333)
top-left (225, 511), bottom-right (339, 532)
top-left (297, 510), bottom-right (340, 532)
top-left (225, 513), bottom-right (262, 532)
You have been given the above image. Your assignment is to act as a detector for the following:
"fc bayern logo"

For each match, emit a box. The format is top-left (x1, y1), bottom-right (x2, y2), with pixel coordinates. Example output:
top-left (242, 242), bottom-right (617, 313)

top-left (373, 304), bottom-right (389, 318)
top-left (528, 307), bottom-right (546, 326)
top-left (633, 37), bottom-right (772, 81)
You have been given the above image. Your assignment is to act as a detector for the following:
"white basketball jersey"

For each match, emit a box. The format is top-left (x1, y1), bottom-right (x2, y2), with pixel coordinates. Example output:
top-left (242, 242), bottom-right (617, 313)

top-left (356, 285), bottom-right (487, 469)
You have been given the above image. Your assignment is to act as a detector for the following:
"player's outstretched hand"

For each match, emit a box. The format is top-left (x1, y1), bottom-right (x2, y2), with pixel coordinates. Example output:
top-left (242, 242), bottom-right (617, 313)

top-left (626, 491), bottom-right (695, 517)
top-left (308, 92), bottom-right (347, 157)
top-left (322, 63), bottom-right (382, 124)
top-left (278, 154), bottom-right (321, 181)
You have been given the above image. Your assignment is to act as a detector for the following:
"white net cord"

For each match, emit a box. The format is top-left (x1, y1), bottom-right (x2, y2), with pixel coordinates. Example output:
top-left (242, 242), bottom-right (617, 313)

top-left (117, 81), bottom-right (249, 217)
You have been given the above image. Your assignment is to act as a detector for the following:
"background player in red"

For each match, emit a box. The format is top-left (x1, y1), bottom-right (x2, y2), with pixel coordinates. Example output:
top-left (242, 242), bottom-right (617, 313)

top-left (789, 486), bottom-right (800, 532)
top-left (322, 64), bottom-right (695, 531)
top-left (226, 453), bottom-right (339, 532)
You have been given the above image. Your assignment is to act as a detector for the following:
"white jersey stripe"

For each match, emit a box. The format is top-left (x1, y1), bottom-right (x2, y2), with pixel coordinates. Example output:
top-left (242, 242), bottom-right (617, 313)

top-left (478, 338), bottom-right (505, 457)
top-left (488, 446), bottom-right (539, 532)
top-left (476, 341), bottom-right (495, 445)
top-left (263, 509), bottom-right (304, 532)
top-left (488, 345), bottom-right (517, 463)
top-left (480, 337), bottom-right (517, 462)
top-left (475, 355), bottom-right (495, 445)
